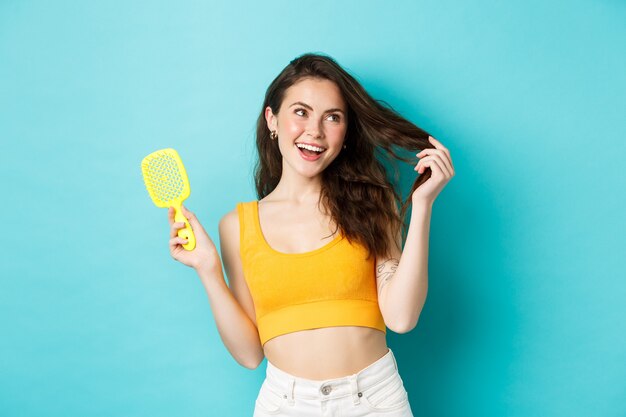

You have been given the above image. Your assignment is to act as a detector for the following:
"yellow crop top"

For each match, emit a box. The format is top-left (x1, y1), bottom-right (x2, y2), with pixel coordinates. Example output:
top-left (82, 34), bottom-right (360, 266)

top-left (236, 200), bottom-right (387, 346)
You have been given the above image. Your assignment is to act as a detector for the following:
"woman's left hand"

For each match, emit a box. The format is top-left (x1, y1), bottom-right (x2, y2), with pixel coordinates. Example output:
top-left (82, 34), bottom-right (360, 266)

top-left (412, 136), bottom-right (455, 205)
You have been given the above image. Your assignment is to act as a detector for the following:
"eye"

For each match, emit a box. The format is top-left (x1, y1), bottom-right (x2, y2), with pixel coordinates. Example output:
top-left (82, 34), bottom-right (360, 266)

top-left (327, 114), bottom-right (341, 122)
top-left (295, 108), bottom-right (307, 116)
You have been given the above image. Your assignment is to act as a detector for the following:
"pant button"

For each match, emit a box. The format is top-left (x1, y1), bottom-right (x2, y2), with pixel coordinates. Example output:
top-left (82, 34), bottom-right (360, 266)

top-left (321, 385), bottom-right (332, 395)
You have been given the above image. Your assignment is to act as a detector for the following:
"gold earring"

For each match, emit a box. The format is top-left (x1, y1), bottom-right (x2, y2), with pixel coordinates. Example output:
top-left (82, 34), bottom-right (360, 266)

top-left (270, 130), bottom-right (278, 140)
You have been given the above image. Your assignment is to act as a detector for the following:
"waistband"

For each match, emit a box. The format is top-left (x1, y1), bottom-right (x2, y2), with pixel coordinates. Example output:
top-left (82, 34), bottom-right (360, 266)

top-left (264, 348), bottom-right (399, 405)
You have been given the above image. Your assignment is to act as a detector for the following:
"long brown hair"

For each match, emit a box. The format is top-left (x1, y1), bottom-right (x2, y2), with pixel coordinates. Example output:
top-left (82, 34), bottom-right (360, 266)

top-left (254, 52), bottom-right (434, 260)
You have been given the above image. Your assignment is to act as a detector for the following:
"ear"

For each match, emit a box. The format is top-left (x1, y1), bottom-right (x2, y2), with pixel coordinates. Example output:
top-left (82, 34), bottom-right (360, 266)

top-left (265, 106), bottom-right (277, 132)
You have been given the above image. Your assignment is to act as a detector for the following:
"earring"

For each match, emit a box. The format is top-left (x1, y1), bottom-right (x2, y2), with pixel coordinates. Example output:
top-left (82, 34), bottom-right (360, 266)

top-left (343, 145), bottom-right (347, 149)
top-left (270, 130), bottom-right (278, 140)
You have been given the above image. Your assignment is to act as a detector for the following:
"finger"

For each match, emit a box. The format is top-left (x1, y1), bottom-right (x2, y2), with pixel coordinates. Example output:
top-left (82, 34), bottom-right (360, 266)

top-left (170, 221), bottom-right (187, 239)
top-left (416, 149), bottom-right (453, 176)
top-left (168, 206), bottom-right (175, 225)
top-left (416, 159), bottom-right (430, 174)
top-left (414, 158), bottom-right (429, 173)
top-left (427, 136), bottom-right (454, 172)
top-left (180, 204), bottom-right (192, 221)
top-left (420, 155), bottom-right (450, 177)
top-left (415, 155), bottom-right (441, 176)
top-left (423, 136), bottom-right (451, 160)
top-left (181, 204), bottom-right (200, 231)
top-left (169, 236), bottom-right (189, 248)
top-left (428, 136), bottom-right (447, 149)
top-left (433, 151), bottom-right (453, 176)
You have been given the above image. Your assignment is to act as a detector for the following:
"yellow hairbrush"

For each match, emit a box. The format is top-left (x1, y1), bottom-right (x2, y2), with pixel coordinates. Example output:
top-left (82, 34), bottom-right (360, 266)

top-left (141, 148), bottom-right (196, 251)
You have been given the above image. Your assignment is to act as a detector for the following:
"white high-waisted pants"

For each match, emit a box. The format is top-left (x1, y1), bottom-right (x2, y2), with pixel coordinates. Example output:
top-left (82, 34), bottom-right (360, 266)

top-left (253, 347), bottom-right (414, 417)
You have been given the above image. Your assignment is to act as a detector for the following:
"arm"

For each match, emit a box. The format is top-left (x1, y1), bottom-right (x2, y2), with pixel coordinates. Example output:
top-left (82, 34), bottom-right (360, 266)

top-left (198, 266), bottom-right (264, 369)
top-left (378, 135), bottom-right (454, 332)
top-left (377, 201), bottom-right (432, 333)
top-left (197, 209), bottom-right (264, 369)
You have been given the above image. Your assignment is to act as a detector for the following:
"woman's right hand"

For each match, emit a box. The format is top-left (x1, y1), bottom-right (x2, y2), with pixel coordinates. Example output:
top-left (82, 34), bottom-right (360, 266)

top-left (168, 205), bottom-right (221, 273)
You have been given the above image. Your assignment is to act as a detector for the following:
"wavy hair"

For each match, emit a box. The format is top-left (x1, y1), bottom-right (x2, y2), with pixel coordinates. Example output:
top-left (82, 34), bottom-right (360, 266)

top-left (254, 52), bottom-right (434, 260)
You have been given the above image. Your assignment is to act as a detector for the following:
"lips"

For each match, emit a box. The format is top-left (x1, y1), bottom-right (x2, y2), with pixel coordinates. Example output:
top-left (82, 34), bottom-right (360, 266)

top-left (295, 143), bottom-right (325, 161)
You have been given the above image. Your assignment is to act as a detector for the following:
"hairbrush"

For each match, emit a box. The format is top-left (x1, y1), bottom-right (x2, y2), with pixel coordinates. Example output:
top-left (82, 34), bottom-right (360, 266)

top-left (141, 148), bottom-right (196, 251)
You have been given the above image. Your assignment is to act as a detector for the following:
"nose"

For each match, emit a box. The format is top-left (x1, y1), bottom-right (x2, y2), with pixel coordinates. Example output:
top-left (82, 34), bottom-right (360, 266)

top-left (306, 118), bottom-right (323, 139)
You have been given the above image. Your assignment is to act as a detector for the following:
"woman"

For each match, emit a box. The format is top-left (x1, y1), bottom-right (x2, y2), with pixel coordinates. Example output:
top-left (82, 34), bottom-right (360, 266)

top-left (167, 53), bottom-right (455, 416)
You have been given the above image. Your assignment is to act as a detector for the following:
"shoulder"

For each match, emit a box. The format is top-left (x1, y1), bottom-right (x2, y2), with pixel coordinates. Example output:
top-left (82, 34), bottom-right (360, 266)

top-left (218, 205), bottom-right (242, 244)
top-left (219, 205), bottom-right (239, 226)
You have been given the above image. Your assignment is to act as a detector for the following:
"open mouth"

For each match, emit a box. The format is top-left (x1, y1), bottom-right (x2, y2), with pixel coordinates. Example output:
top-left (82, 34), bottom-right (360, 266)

top-left (295, 143), bottom-right (327, 159)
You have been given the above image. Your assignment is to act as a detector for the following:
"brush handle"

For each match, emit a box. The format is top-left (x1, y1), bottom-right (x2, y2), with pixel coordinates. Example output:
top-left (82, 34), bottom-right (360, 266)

top-left (173, 203), bottom-right (196, 251)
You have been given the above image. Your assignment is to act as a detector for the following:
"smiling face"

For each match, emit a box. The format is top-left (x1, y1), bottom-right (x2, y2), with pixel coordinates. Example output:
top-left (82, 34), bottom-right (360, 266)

top-left (265, 77), bottom-right (348, 178)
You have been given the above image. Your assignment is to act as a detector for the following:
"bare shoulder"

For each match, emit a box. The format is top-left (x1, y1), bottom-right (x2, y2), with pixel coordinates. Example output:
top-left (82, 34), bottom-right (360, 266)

top-left (218, 205), bottom-right (242, 275)
top-left (218, 206), bottom-right (240, 243)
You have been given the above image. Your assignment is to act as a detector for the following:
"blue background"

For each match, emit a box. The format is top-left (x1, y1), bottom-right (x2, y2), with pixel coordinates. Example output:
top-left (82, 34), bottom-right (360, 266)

top-left (1, 1), bottom-right (624, 416)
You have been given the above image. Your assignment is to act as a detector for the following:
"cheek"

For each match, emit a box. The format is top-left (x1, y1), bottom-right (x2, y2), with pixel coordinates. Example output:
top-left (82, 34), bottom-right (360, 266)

top-left (284, 119), bottom-right (305, 136)
top-left (329, 125), bottom-right (347, 141)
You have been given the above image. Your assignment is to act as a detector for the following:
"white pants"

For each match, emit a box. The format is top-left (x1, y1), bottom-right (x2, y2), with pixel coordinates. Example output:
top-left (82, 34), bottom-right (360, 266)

top-left (253, 347), bottom-right (414, 416)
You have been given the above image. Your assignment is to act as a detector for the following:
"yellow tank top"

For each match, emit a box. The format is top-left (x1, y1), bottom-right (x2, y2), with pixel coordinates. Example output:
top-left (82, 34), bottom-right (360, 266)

top-left (236, 200), bottom-right (387, 346)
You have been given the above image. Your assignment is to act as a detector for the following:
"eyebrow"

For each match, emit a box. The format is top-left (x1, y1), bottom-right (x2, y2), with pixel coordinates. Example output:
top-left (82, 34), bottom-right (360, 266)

top-left (289, 101), bottom-right (345, 114)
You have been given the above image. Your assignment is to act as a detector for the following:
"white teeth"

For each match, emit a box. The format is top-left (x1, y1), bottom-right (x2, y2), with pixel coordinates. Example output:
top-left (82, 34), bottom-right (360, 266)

top-left (296, 143), bottom-right (326, 152)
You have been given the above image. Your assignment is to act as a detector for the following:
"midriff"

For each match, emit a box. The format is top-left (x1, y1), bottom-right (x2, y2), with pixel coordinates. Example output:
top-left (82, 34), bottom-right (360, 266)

top-left (262, 325), bottom-right (388, 380)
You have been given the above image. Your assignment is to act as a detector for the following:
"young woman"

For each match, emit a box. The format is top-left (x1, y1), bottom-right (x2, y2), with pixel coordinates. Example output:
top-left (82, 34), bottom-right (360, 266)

top-left (167, 53), bottom-right (455, 416)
